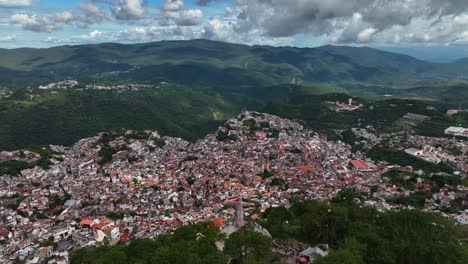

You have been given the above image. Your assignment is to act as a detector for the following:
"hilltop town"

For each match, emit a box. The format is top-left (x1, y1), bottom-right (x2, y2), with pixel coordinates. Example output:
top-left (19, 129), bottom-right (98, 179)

top-left (37, 80), bottom-right (157, 92)
top-left (0, 112), bottom-right (467, 263)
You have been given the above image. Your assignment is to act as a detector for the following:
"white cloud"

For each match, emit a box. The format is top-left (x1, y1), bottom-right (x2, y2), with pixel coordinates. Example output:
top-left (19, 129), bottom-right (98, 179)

top-left (9, 5), bottom-right (104, 32)
top-left (201, 18), bottom-right (293, 46)
top-left (357, 28), bottom-right (378, 43)
top-left (224, 7), bottom-right (233, 17)
top-left (201, 19), bottom-right (231, 41)
top-left (112, 0), bottom-right (145, 20)
top-left (82, 30), bottom-right (104, 40)
top-left (455, 31), bottom-right (468, 44)
top-left (53, 11), bottom-right (74, 23)
top-left (76, 3), bottom-right (106, 27)
top-left (44, 24), bottom-right (196, 45)
top-left (0, 34), bottom-right (15, 41)
top-left (45, 30), bottom-right (105, 44)
top-left (165, 9), bottom-right (203, 26)
top-left (234, 0), bottom-right (468, 45)
top-left (4, 0), bottom-right (468, 47)
top-left (162, 0), bottom-right (184, 12)
top-left (162, 0), bottom-right (204, 26)
top-left (116, 25), bottom-right (192, 42)
top-left (10, 13), bottom-right (73, 32)
top-left (0, 0), bottom-right (33, 7)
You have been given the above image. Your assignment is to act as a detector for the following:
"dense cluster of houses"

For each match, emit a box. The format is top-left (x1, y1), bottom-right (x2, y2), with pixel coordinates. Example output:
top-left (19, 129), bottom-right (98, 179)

top-left (0, 87), bottom-right (12, 99)
top-left (405, 135), bottom-right (468, 172)
top-left (0, 150), bottom-right (41, 164)
top-left (325, 98), bottom-right (361, 112)
top-left (0, 111), bottom-right (466, 263)
top-left (84, 83), bottom-right (156, 91)
top-left (36, 79), bottom-right (157, 92)
top-left (38, 80), bottom-right (79, 90)
top-left (445, 126), bottom-right (468, 138)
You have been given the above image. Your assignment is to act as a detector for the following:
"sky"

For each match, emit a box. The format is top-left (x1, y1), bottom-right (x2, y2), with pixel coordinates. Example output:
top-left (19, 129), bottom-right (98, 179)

top-left (0, 0), bottom-right (468, 60)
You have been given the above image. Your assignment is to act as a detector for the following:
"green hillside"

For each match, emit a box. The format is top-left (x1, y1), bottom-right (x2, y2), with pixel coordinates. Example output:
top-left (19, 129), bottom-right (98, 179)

top-left (0, 84), bottom-right (237, 150)
top-left (0, 40), bottom-right (467, 150)
top-left (0, 82), bottom-right (338, 150)
top-left (1, 85), bottom-right (465, 151)
top-left (263, 94), bottom-right (468, 137)
top-left (1, 39), bottom-right (467, 90)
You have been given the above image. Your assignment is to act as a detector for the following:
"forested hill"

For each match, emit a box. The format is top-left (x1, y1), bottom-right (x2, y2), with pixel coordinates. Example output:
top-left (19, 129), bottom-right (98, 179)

top-left (1, 39), bottom-right (467, 151)
top-left (0, 84), bottom-right (237, 150)
top-left (1, 39), bottom-right (467, 89)
top-left (1, 86), bottom-right (466, 151)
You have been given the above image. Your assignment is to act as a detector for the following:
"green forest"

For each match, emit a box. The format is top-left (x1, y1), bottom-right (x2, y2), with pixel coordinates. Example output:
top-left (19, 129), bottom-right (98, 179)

top-left (0, 85), bottom-right (236, 150)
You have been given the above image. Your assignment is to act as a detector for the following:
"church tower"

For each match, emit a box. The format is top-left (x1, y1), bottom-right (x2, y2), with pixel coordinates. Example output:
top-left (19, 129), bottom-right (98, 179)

top-left (235, 196), bottom-right (244, 228)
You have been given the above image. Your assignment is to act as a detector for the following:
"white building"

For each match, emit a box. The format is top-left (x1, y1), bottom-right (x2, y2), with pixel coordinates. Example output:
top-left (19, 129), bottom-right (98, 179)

top-left (405, 148), bottom-right (423, 156)
top-left (53, 226), bottom-right (74, 242)
top-left (444, 127), bottom-right (468, 137)
top-left (108, 226), bottom-right (120, 240)
top-left (455, 214), bottom-right (468, 225)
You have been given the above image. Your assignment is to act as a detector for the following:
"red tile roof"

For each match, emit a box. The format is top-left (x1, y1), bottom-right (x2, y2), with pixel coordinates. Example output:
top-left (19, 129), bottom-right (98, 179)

top-left (212, 217), bottom-right (225, 227)
top-left (295, 165), bottom-right (317, 172)
top-left (350, 160), bottom-right (368, 170)
top-left (80, 219), bottom-right (93, 226)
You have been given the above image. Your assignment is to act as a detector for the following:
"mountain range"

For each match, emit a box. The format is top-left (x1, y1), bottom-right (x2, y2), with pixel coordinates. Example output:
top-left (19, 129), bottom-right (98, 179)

top-left (0, 39), bottom-right (467, 90)
top-left (0, 39), bottom-right (467, 151)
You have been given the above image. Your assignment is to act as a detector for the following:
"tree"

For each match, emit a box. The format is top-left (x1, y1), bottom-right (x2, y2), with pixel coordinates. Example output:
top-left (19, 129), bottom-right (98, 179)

top-left (315, 249), bottom-right (364, 264)
top-left (339, 237), bottom-right (366, 256)
top-left (300, 211), bottom-right (321, 243)
top-left (132, 178), bottom-right (139, 185)
top-left (151, 245), bottom-right (185, 264)
top-left (43, 236), bottom-right (57, 249)
top-left (264, 207), bottom-right (292, 237)
top-left (320, 205), bottom-right (349, 245)
top-left (127, 239), bottom-right (160, 263)
top-left (346, 222), bottom-right (395, 264)
top-left (378, 210), bottom-right (467, 264)
top-left (224, 225), bottom-right (273, 264)
top-left (71, 223), bottom-right (227, 263)
top-left (101, 249), bottom-right (128, 264)
top-left (332, 189), bottom-right (362, 206)
top-left (271, 178), bottom-right (287, 190)
top-left (102, 237), bottom-right (109, 248)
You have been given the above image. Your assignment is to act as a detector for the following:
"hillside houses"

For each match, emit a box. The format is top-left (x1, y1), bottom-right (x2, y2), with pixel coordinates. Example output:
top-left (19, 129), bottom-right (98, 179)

top-left (0, 112), bottom-right (466, 263)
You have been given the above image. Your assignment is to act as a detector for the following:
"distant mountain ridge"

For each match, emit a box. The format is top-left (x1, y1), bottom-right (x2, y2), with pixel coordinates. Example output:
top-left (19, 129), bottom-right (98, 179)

top-left (455, 58), bottom-right (468, 64)
top-left (0, 39), bottom-right (467, 89)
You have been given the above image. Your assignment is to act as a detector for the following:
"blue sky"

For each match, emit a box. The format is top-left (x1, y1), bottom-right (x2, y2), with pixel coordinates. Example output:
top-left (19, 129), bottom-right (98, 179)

top-left (0, 0), bottom-right (467, 61)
